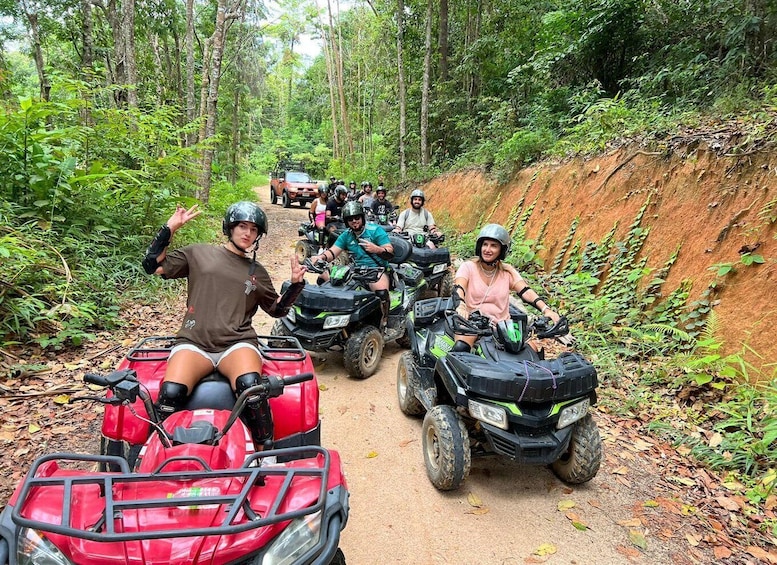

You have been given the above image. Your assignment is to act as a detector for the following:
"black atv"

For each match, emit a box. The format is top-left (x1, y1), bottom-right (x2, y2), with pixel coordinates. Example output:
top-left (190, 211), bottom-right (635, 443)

top-left (397, 294), bottom-right (602, 490)
top-left (365, 208), bottom-right (398, 233)
top-left (294, 219), bottom-right (347, 263)
top-left (396, 229), bottom-right (453, 297)
top-left (273, 236), bottom-right (426, 379)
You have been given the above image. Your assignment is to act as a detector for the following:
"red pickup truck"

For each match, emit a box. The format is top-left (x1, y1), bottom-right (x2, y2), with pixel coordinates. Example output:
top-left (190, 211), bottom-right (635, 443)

top-left (269, 163), bottom-right (318, 208)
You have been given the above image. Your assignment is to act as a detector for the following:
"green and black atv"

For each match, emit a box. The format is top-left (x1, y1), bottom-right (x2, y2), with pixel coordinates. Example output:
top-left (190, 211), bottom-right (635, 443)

top-left (272, 236), bottom-right (426, 379)
top-left (397, 294), bottom-right (602, 490)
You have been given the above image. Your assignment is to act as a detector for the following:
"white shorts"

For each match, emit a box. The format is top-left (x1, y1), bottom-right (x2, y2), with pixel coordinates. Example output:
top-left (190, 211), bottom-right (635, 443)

top-left (169, 342), bottom-right (261, 368)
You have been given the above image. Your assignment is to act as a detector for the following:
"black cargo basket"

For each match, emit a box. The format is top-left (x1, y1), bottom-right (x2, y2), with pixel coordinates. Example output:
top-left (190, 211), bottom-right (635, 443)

top-left (284, 281), bottom-right (376, 311)
top-left (446, 351), bottom-right (597, 404)
top-left (410, 247), bottom-right (450, 268)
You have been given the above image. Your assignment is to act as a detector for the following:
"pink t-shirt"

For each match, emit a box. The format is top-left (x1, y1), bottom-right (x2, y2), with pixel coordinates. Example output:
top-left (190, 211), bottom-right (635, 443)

top-left (455, 261), bottom-right (522, 322)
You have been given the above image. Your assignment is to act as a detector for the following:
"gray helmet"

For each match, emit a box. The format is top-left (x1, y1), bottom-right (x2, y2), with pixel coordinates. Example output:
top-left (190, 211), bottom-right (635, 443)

top-left (334, 185), bottom-right (348, 199)
top-left (475, 224), bottom-right (510, 261)
top-left (410, 189), bottom-right (425, 203)
top-left (341, 201), bottom-right (365, 222)
top-left (222, 201), bottom-right (267, 237)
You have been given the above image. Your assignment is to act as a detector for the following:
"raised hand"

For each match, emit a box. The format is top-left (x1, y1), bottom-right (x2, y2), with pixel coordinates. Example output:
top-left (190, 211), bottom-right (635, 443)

top-left (290, 255), bottom-right (306, 283)
top-left (166, 204), bottom-right (201, 232)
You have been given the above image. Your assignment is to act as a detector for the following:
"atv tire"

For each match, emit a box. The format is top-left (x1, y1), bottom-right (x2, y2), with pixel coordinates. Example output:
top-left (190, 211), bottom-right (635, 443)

top-left (271, 187), bottom-right (278, 205)
top-left (282, 191), bottom-right (291, 208)
top-left (330, 548), bottom-right (346, 565)
top-left (295, 240), bottom-right (314, 262)
top-left (395, 330), bottom-right (411, 349)
top-left (397, 351), bottom-right (424, 416)
top-left (551, 414), bottom-right (602, 484)
top-left (344, 325), bottom-right (383, 379)
top-left (438, 270), bottom-right (454, 297)
top-left (422, 405), bottom-right (471, 491)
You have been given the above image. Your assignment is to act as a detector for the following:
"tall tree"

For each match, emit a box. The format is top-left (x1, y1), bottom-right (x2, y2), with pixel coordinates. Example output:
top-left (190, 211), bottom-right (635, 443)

top-left (420, 0), bottom-right (432, 167)
top-left (438, 0), bottom-right (448, 82)
top-left (19, 0), bottom-right (50, 101)
top-left (396, 0), bottom-right (407, 179)
top-left (198, 0), bottom-right (245, 202)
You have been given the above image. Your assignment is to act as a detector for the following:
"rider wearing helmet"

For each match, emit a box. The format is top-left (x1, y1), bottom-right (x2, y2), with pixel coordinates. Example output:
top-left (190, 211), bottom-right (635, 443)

top-left (370, 185), bottom-right (394, 218)
top-left (451, 223), bottom-right (560, 352)
top-left (394, 188), bottom-right (443, 247)
top-left (310, 201), bottom-right (394, 328)
top-left (143, 202), bottom-right (306, 445)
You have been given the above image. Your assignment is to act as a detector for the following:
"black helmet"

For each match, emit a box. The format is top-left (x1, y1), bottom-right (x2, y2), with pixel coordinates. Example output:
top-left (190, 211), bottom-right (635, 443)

top-left (329, 176), bottom-right (336, 181)
top-left (376, 185), bottom-right (387, 195)
top-left (475, 224), bottom-right (510, 261)
top-left (222, 201), bottom-right (267, 237)
top-left (317, 184), bottom-right (328, 195)
top-left (342, 201), bottom-right (365, 222)
top-left (334, 185), bottom-right (348, 199)
top-left (410, 189), bottom-right (425, 203)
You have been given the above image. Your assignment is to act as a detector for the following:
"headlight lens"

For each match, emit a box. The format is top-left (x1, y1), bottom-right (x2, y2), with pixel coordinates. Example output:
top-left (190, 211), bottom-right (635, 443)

top-left (323, 314), bottom-right (350, 329)
top-left (287, 308), bottom-right (296, 323)
top-left (259, 511), bottom-right (322, 565)
top-left (468, 399), bottom-right (508, 430)
top-left (432, 263), bottom-right (447, 274)
top-left (17, 528), bottom-right (74, 565)
top-left (557, 399), bottom-right (590, 429)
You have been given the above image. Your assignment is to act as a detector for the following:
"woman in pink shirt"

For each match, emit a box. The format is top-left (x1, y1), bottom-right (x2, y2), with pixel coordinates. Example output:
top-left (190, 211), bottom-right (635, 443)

top-left (452, 224), bottom-right (560, 352)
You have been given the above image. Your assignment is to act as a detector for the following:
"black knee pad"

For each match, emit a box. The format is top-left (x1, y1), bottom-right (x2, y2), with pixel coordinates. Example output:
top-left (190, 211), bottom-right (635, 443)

top-left (235, 372), bottom-right (262, 402)
top-left (375, 289), bottom-right (389, 305)
top-left (157, 381), bottom-right (189, 418)
top-left (452, 340), bottom-right (471, 353)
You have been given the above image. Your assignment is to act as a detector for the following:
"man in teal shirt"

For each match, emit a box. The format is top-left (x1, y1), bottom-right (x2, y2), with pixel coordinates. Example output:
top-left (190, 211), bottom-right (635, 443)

top-left (310, 201), bottom-right (394, 328)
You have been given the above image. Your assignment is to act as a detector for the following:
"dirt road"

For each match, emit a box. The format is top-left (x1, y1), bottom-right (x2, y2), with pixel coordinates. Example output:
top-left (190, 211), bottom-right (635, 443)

top-left (0, 190), bottom-right (718, 565)
top-left (252, 188), bottom-right (693, 565)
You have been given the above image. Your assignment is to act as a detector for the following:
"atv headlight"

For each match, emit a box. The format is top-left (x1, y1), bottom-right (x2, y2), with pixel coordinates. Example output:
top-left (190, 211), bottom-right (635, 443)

top-left (287, 308), bottom-right (296, 323)
top-left (259, 511), bottom-right (322, 565)
top-left (432, 263), bottom-right (447, 274)
top-left (323, 314), bottom-right (350, 329)
top-left (17, 528), bottom-right (74, 565)
top-left (556, 399), bottom-right (590, 429)
top-left (468, 399), bottom-right (508, 430)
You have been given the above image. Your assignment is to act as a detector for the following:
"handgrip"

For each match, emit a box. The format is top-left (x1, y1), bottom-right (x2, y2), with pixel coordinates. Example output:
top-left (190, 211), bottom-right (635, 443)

top-left (282, 372), bottom-right (314, 386)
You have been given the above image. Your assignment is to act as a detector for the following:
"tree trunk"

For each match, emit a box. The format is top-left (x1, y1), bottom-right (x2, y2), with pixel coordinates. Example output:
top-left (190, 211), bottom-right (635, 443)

top-left (396, 0), bottom-right (407, 180)
top-left (420, 0), bottom-right (432, 167)
top-left (81, 0), bottom-right (94, 71)
top-left (150, 34), bottom-right (165, 105)
top-left (198, 0), bottom-right (243, 202)
top-left (185, 0), bottom-right (196, 145)
top-left (324, 0), bottom-right (342, 159)
top-left (321, 23), bottom-right (340, 160)
top-left (330, 0), bottom-right (353, 158)
top-left (439, 0), bottom-right (449, 82)
top-left (21, 3), bottom-right (50, 102)
top-left (121, 0), bottom-right (138, 107)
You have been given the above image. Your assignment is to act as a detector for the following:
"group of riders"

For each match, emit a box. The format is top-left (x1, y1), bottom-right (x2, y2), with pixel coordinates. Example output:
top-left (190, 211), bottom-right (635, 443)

top-left (142, 184), bottom-right (559, 446)
top-left (310, 177), bottom-right (445, 253)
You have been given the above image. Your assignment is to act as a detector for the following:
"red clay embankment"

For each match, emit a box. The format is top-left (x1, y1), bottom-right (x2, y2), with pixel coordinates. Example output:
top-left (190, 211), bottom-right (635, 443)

top-left (421, 143), bottom-right (776, 376)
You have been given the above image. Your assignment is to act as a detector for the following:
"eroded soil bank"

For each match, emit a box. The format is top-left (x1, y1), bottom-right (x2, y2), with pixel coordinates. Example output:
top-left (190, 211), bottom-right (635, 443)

top-left (420, 142), bottom-right (777, 375)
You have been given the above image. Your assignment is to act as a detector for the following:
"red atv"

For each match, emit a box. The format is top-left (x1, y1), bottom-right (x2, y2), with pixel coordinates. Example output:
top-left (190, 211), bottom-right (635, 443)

top-left (0, 335), bottom-right (349, 565)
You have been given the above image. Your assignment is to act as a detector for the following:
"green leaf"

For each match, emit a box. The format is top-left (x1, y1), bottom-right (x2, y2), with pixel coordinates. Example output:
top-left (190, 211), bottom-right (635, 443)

top-left (693, 373), bottom-right (713, 385)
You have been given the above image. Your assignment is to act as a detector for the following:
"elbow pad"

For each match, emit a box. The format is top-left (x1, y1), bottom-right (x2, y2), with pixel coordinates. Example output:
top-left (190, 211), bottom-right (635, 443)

top-left (142, 225), bottom-right (172, 274)
top-left (276, 281), bottom-right (306, 316)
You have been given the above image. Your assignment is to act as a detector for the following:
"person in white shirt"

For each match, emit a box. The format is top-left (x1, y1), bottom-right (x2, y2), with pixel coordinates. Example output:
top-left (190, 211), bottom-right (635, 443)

top-left (394, 189), bottom-right (443, 248)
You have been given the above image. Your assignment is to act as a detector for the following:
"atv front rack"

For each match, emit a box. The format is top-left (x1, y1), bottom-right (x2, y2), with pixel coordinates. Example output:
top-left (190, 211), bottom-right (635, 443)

top-left (125, 335), bottom-right (308, 363)
top-left (11, 446), bottom-right (343, 542)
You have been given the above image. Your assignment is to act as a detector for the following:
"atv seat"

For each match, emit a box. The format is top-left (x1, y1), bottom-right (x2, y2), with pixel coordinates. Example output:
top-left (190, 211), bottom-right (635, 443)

top-left (388, 235), bottom-right (413, 264)
top-left (184, 372), bottom-right (236, 411)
